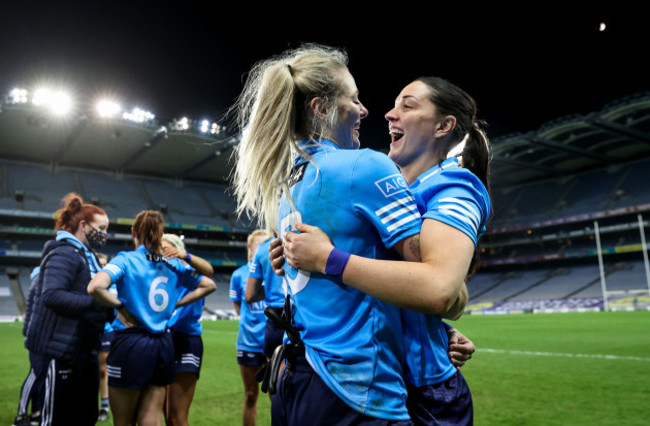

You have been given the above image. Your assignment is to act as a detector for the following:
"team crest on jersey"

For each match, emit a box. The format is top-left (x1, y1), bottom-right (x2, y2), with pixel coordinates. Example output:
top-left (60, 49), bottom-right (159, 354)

top-left (374, 174), bottom-right (408, 197)
top-left (288, 163), bottom-right (308, 187)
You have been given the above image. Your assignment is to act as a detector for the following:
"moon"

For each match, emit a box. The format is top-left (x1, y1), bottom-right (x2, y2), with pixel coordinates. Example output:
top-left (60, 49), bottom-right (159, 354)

top-left (599, 22), bottom-right (607, 32)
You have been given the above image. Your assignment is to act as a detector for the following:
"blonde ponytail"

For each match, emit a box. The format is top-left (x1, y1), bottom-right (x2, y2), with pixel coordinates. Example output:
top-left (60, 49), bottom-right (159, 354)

top-left (232, 44), bottom-right (348, 233)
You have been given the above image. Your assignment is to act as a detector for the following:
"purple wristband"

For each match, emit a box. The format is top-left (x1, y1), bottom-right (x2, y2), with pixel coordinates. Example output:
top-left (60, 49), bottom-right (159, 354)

top-left (325, 248), bottom-right (351, 281)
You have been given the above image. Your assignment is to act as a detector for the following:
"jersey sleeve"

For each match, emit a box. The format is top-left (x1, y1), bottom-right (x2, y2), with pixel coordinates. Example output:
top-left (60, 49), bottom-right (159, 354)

top-left (101, 252), bottom-right (128, 283)
top-left (351, 150), bottom-right (422, 248)
top-left (249, 244), bottom-right (265, 279)
top-left (229, 267), bottom-right (242, 302)
top-left (421, 172), bottom-right (490, 246)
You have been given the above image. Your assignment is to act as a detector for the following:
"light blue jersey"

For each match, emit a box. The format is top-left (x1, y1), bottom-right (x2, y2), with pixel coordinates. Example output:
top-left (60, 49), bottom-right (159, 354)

top-left (249, 238), bottom-right (286, 308)
top-left (403, 157), bottom-right (491, 387)
top-left (102, 245), bottom-right (203, 334)
top-left (278, 139), bottom-right (422, 421)
top-left (230, 263), bottom-right (267, 353)
top-left (168, 263), bottom-right (204, 335)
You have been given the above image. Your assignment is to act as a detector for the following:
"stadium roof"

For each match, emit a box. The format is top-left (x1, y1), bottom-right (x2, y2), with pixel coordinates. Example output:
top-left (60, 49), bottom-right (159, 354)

top-left (489, 92), bottom-right (650, 187)
top-left (0, 103), bottom-right (239, 185)
top-left (1, 3), bottom-right (648, 189)
top-left (2, 91), bottom-right (649, 188)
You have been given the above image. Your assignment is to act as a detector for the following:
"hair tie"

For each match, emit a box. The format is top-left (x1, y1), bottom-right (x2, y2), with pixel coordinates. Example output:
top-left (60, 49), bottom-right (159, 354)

top-left (287, 64), bottom-right (294, 76)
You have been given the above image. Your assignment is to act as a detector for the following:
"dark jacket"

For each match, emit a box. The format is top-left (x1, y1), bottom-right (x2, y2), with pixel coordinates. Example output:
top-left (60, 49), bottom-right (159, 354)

top-left (24, 239), bottom-right (109, 362)
top-left (22, 273), bottom-right (39, 337)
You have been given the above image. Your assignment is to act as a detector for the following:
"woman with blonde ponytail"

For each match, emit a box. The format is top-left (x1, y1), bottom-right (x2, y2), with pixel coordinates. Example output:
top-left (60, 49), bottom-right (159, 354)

top-left (87, 210), bottom-right (216, 426)
top-left (233, 43), bottom-right (429, 424)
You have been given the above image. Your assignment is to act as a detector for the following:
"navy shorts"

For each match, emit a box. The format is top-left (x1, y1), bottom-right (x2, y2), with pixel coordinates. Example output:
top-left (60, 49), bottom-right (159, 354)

top-left (237, 350), bottom-right (266, 367)
top-left (263, 318), bottom-right (284, 359)
top-left (100, 331), bottom-right (114, 353)
top-left (107, 328), bottom-right (175, 390)
top-left (171, 330), bottom-right (203, 377)
top-left (405, 370), bottom-right (473, 425)
top-left (271, 353), bottom-right (413, 426)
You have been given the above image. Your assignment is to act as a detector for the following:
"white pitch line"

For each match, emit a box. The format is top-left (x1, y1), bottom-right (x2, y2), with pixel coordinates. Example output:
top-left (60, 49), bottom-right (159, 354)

top-left (480, 348), bottom-right (650, 362)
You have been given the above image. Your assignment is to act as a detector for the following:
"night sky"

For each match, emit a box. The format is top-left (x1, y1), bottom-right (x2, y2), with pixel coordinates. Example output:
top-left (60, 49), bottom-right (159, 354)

top-left (1, 2), bottom-right (647, 152)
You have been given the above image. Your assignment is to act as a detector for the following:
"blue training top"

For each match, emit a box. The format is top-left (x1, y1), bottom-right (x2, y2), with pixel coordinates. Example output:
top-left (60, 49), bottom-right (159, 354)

top-left (278, 139), bottom-right (422, 421)
top-left (168, 261), bottom-right (205, 335)
top-left (402, 157), bottom-right (491, 387)
top-left (102, 244), bottom-right (203, 334)
top-left (249, 237), bottom-right (286, 308)
top-left (230, 263), bottom-right (267, 353)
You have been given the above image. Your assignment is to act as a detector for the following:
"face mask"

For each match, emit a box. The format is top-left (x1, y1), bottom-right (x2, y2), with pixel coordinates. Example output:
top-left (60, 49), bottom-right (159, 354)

top-left (86, 227), bottom-right (107, 250)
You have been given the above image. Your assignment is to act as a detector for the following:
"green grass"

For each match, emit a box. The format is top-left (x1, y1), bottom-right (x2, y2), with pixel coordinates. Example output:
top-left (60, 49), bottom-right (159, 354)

top-left (1, 311), bottom-right (648, 425)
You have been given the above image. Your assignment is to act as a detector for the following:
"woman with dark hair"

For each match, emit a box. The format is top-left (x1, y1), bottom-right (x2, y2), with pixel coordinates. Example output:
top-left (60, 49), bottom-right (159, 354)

top-left (87, 210), bottom-right (216, 426)
top-left (24, 192), bottom-right (112, 425)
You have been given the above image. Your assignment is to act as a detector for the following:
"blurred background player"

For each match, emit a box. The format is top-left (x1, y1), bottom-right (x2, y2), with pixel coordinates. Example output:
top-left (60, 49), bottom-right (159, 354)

top-left (161, 233), bottom-right (215, 426)
top-left (231, 229), bottom-right (271, 425)
top-left (13, 266), bottom-right (48, 426)
top-left (87, 210), bottom-right (216, 426)
top-left (245, 233), bottom-right (286, 363)
top-left (95, 252), bottom-right (112, 422)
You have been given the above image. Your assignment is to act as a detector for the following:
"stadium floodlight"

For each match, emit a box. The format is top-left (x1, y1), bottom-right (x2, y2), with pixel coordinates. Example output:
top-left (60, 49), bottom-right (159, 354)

top-left (96, 100), bottom-right (121, 118)
top-left (200, 120), bottom-right (210, 133)
top-left (8, 88), bottom-right (28, 104)
top-left (122, 107), bottom-right (155, 124)
top-left (32, 88), bottom-right (73, 116)
top-left (173, 117), bottom-right (190, 131)
top-left (199, 120), bottom-right (221, 135)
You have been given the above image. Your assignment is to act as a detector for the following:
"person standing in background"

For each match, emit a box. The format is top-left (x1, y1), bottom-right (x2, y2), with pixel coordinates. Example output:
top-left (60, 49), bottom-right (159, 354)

top-left (161, 233), bottom-right (215, 426)
top-left (231, 229), bottom-right (271, 425)
top-left (24, 193), bottom-right (112, 426)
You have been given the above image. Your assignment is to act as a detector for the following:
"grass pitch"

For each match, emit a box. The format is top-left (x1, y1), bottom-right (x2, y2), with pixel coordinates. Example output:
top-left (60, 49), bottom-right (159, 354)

top-left (1, 310), bottom-right (648, 425)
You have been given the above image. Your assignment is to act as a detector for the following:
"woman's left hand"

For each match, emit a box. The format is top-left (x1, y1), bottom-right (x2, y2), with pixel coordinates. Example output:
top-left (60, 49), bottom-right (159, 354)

top-left (284, 223), bottom-right (334, 273)
top-left (163, 245), bottom-right (186, 260)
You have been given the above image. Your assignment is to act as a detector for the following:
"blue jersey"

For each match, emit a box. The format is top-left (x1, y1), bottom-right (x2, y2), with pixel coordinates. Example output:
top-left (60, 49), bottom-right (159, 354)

top-left (168, 262), bottom-right (205, 335)
top-left (278, 139), bottom-right (422, 420)
top-left (249, 238), bottom-right (286, 308)
top-left (102, 245), bottom-right (203, 334)
top-left (403, 157), bottom-right (491, 387)
top-left (230, 263), bottom-right (267, 353)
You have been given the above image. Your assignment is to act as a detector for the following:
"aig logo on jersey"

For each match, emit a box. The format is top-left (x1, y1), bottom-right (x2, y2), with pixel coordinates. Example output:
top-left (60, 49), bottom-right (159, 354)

top-left (375, 174), bottom-right (408, 198)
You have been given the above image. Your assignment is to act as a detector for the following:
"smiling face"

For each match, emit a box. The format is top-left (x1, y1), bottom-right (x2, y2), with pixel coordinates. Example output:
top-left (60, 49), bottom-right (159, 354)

top-left (385, 80), bottom-right (441, 168)
top-left (323, 68), bottom-right (368, 149)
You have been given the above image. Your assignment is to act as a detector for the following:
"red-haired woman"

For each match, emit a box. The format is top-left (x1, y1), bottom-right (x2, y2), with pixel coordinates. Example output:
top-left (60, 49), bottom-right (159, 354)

top-left (88, 210), bottom-right (216, 426)
top-left (24, 193), bottom-right (112, 425)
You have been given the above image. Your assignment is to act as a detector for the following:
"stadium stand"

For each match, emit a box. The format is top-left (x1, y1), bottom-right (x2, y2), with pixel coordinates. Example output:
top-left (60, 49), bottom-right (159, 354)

top-left (2, 88), bottom-right (650, 320)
